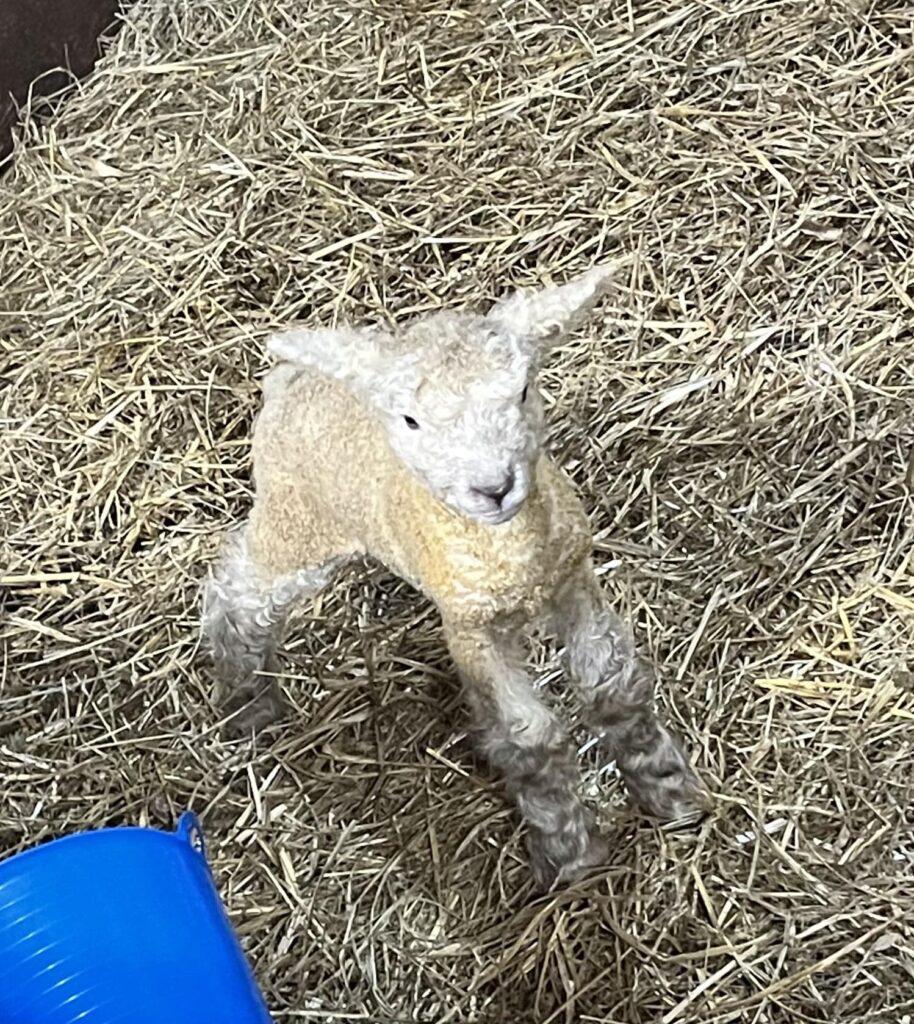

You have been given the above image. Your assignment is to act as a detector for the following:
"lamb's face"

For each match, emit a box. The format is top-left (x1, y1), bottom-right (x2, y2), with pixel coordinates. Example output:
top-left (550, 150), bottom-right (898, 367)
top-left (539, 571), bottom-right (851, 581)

top-left (381, 315), bottom-right (544, 525)
top-left (266, 262), bottom-right (620, 525)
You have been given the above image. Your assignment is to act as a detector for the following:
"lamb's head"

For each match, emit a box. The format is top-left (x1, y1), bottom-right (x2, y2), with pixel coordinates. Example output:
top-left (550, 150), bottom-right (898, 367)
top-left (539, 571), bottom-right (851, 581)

top-left (267, 262), bottom-right (622, 525)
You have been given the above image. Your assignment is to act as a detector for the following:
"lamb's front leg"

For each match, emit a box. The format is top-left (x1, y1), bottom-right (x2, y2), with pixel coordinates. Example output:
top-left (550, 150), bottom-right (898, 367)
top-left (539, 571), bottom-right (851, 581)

top-left (553, 562), bottom-right (712, 826)
top-left (202, 527), bottom-right (342, 736)
top-left (445, 623), bottom-right (606, 887)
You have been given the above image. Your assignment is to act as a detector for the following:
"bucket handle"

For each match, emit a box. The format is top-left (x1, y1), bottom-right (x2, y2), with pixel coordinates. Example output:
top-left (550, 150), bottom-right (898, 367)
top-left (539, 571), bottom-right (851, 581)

top-left (176, 811), bottom-right (208, 863)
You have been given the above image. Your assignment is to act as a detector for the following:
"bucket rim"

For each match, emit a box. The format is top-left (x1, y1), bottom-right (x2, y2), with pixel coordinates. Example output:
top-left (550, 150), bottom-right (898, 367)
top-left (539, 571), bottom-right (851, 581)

top-left (0, 813), bottom-right (207, 882)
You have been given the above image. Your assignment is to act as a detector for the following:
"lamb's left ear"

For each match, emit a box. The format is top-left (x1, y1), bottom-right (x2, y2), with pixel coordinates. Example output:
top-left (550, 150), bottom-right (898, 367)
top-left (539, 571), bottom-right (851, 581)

top-left (486, 259), bottom-right (629, 348)
top-left (266, 325), bottom-right (417, 408)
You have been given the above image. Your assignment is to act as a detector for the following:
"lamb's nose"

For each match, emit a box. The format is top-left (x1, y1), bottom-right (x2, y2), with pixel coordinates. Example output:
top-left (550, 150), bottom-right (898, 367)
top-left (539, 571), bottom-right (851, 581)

top-left (474, 472), bottom-right (515, 506)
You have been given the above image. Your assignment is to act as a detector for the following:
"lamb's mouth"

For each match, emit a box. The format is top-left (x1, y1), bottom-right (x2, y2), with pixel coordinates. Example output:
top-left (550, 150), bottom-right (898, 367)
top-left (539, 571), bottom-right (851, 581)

top-left (455, 494), bottom-right (526, 526)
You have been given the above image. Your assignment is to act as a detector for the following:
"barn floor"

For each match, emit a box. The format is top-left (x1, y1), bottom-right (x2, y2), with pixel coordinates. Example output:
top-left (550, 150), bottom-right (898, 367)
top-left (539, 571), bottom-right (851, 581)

top-left (2, 1), bottom-right (913, 1021)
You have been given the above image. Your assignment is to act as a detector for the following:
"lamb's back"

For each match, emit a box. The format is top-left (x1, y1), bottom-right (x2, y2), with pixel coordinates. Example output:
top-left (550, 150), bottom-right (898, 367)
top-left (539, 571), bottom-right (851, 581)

top-left (251, 364), bottom-right (395, 558)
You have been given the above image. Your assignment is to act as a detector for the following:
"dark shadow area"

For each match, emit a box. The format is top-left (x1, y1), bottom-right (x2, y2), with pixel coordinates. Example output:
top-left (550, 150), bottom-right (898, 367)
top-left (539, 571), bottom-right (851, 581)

top-left (0, 0), bottom-right (127, 170)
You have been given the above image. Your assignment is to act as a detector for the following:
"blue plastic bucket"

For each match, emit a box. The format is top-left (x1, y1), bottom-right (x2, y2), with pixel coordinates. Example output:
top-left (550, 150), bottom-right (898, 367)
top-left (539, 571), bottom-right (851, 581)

top-left (0, 813), bottom-right (273, 1024)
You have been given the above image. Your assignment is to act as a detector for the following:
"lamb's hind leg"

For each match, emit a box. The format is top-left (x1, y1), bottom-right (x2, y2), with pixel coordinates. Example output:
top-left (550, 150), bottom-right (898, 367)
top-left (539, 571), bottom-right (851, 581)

top-left (553, 562), bottom-right (711, 826)
top-left (446, 624), bottom-right (606, 887)
top-left (201, 527), bottom-right (342, 736)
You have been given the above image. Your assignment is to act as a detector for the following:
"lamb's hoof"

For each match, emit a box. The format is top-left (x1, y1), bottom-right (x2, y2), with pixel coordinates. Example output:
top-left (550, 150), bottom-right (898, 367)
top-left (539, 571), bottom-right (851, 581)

top-left (528, 830), bottom-right (609, 890)
top-left (556, 833), bottom-right (610, 884)
top-left (626, 764), bottom-right (714, 830)
top-left (219, 678), bottom-right (288, 739)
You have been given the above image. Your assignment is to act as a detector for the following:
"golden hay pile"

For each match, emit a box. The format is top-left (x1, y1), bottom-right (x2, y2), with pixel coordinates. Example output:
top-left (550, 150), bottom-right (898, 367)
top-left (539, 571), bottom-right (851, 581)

top-left (2, 1), bottom-right (913, 1020)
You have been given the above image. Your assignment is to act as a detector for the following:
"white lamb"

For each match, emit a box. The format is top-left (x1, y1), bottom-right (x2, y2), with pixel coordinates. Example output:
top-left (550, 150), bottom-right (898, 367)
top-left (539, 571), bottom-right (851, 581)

top-left (202, 262), bottom-right (711, 885)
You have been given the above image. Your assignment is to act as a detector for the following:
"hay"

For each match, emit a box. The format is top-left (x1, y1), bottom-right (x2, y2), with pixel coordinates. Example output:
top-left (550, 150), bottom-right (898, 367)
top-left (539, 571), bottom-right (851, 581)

top-left (1, 0), bottom-right (913, 1020)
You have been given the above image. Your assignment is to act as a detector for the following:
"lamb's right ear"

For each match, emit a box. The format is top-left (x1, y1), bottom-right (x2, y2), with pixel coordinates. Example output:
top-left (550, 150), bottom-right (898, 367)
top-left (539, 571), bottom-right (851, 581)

top-left (266, 326), bottom-right (414, 405)
top-left (487, 258), bottom-right (630, 350)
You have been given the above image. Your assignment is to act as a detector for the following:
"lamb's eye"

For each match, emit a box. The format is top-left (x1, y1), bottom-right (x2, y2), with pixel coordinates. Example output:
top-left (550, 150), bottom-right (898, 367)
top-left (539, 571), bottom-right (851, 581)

top-left (404, 415), bottom-right (420, 430)
top-left (521, 385), bottom-right (529, 403)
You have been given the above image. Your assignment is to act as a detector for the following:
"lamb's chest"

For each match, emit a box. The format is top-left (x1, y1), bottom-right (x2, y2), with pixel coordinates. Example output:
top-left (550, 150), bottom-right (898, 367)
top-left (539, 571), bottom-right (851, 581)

top-left (403, 464), bottom-right (593, 628)
top-left (442, 519), bottom-right (583, 626)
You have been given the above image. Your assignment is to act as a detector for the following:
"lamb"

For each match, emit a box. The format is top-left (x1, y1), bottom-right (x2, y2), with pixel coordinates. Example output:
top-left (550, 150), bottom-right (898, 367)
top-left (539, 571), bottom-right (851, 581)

top-left (202, 262), bottom-right (711, 885)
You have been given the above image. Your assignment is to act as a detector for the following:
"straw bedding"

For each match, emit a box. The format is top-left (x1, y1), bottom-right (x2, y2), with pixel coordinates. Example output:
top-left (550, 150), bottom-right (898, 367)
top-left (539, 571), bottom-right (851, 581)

top-left (1, 1), bottom-right (913, 1020)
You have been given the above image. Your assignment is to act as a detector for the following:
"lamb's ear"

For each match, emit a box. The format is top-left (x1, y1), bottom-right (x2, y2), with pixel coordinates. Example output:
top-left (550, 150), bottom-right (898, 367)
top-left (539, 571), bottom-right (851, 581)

top-left (487, 259), bottom-right (629, 348)
top-left (266, 326), bottom-right (413, 405)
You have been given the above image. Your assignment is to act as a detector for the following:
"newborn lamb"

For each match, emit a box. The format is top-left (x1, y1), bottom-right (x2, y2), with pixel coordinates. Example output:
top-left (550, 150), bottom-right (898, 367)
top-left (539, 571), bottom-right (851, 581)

top-left (203, 262), bottom-right (711, 884)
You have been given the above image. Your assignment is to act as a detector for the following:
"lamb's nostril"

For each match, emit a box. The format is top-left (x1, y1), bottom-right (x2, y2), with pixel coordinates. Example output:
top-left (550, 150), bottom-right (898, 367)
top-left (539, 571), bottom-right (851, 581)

top-left (474, 472), bottom-right (515, 506)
